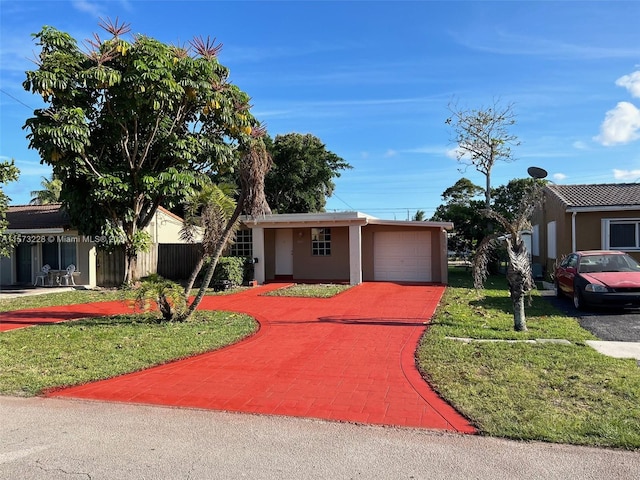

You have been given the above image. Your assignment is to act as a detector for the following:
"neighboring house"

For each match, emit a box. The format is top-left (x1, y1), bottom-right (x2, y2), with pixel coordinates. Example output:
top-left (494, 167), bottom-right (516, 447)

top-left (531, 183), bottom-right (640, 276)
top-left (236, 212), bottom-right (453, 285)
top-left (0, 204), bottom-right (188, 287)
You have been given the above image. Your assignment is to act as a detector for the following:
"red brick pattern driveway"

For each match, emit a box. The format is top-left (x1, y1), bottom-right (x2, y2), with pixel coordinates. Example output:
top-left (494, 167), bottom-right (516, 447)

top-left (4, 283), bottom-right (476, 433)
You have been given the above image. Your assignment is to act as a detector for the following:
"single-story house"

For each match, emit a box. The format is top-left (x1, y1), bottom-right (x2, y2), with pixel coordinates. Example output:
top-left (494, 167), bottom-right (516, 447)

top-left (531, 183), bottom-right (640, 276)
top-left (0, 204), bottom-right (188, 287)
top-left (237, 212), bottom-right (453, 285)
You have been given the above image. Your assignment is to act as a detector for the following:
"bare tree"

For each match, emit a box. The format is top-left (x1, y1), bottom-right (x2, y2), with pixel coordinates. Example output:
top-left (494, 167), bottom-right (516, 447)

top-left (446, 99), bottom-right (520, 209)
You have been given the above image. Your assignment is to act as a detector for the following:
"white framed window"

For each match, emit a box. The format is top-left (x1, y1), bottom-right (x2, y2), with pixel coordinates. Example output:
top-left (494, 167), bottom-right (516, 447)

top-left (230, 228), bottom-right (253, 257)
top-left (311, 228), bottom-right (331, 256)
top-left (603, 218), bottom-right (640, 251)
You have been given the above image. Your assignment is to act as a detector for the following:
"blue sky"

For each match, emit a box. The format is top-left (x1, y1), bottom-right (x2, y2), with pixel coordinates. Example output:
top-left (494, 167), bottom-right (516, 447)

top-left (1, 1), bottom-right (639, 219)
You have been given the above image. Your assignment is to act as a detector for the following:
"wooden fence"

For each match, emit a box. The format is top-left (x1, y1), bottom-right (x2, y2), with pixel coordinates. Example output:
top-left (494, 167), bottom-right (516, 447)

top-left (96, 243), bottom-right (203, 287)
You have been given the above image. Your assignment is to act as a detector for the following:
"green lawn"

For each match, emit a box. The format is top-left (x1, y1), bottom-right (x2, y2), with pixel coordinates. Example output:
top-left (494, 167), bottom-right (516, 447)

top-left (0, 289), bottom-right (257, 396)
top-left (417, 268), bottom-right (640, 450)
top-left (263, 283), bottom-right (351, 298)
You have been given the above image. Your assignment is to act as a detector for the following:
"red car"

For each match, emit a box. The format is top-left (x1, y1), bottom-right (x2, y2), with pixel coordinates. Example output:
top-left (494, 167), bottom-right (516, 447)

top-left (555, 250), bottom-right (640, 310)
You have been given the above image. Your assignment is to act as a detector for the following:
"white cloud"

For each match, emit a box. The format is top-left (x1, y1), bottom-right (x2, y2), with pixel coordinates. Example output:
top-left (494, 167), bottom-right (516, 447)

top-left (384, 149), bottom-right (397, 158)
top-left (594, 101), bottom-right (640, 146)
top-left (572, 141), bottom-right (589, 150)
top-left (71, 0), bottom-right (105, 18)
top-left (553, 173), bottom-right (567, 181)
top-left (445, 147), bottom-right (462, 160)
top-left (615, 71), bottom-right (640, 98)
top-left (613, 169), bottom-right (640, 181)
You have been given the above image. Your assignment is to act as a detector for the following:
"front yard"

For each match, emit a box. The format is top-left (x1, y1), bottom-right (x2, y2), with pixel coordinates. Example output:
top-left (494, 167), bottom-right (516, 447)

top-left (417, 268), bottom-right (640, 450)
top-left (2, 276), bottom-right (639, 450)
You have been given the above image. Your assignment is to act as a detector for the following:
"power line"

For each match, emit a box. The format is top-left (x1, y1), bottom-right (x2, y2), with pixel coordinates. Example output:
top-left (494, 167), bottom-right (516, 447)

top-left (0, 88), bottom-right (35, 111)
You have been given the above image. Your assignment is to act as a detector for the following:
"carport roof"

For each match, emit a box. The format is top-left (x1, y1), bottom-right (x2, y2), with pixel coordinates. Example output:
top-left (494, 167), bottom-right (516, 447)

top-left (241, 211), bottom-right (453, 230)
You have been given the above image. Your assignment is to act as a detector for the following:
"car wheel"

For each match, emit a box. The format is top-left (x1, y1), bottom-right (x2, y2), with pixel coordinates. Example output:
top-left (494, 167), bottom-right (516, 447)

top-left (573, 286), bottom-right (586, 310)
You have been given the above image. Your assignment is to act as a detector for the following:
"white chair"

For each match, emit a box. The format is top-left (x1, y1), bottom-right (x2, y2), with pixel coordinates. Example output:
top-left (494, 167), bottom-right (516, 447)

top-left (61, 264), bottom-right (76, 286)
top-left (34, 265), bottom-right (51, 286)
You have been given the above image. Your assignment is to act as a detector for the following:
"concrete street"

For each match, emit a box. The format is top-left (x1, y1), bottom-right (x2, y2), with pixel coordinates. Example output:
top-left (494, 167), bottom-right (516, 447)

top-left (1, 396), bottom-right (638, 480)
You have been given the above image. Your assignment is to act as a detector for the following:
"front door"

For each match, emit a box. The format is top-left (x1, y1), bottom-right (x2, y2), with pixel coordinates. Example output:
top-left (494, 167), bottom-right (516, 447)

top-left (275, 229), bottom-right (293, 277)
top-left (16, 243), bottom-right (32, 284)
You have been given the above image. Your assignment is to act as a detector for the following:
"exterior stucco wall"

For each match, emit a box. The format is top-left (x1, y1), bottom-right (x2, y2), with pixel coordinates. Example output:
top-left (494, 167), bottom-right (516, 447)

top-left (292, 227), bottom-right (350, 281)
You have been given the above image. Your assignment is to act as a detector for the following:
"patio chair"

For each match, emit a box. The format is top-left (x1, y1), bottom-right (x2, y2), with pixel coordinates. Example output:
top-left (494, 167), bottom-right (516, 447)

top-left (60, 264), bottom-right (76, 286)
top-left (34, 264), bottom-right (51, 286)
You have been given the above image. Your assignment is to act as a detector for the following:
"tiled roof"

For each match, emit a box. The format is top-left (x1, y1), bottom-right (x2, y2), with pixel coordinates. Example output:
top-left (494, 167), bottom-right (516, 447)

top-left (546, 183), bottom-right (640, 208)
top-left (5, 204), bottom-right (71, 230)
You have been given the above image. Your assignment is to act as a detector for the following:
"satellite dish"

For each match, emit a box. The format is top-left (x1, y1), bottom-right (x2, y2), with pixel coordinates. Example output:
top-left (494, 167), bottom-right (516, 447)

top-left (527, 166), bottom-right (548, 179)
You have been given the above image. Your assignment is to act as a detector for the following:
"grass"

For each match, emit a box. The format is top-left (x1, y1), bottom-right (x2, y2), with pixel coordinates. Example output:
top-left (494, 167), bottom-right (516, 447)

top-left (417, 267), bottom-right (640, 450)
top-left (0, 288), bottom-right (134, 312)
top-left (0, 286), bottom-right (246, 312)
top-left (263, 283), bottom-right (351, 298)
top-left (1, 287), bottom-right (256, 396)
top-left (0, 310), bottom-right (257, 397)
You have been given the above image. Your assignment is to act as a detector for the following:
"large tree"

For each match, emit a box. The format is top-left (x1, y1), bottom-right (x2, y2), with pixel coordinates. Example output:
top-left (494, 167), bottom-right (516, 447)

top-left (446, 99), bottom-right (519, 209)
top-left (265, 133), bottom-right (351, 213)
top-left (430, 178), bottom-right (486, 255)
top-left (0, 160), bottom-right (20, 257)
top-left (491, 177), bottom-right (546, 223)
top-left (23, 19), bottom-right (260, 283)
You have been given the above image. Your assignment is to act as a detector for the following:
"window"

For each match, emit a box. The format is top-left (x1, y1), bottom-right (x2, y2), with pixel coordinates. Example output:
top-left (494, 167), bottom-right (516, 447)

top-left (230, 228), bottom-right (253, 257)
top-left (610, 222), bottom-right (638, 249)
top-left (41, 237), bottom-right (77, 269)
top-left (61, 241), bottom-right (77, 268)
top-left (311, 228), bottom-right (331, 256)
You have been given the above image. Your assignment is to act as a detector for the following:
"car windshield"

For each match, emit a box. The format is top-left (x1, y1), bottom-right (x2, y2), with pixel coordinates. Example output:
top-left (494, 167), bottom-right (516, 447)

top-left (578, 254), bottom-right (640, 273)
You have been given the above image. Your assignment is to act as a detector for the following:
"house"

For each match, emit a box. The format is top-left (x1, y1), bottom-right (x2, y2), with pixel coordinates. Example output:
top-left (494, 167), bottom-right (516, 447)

top-left (0, 204), bottom-right (188, 288)
top-left (531, 183), bottom-right (640, 276)
top-left (236, 212), bottom-right (453, 285)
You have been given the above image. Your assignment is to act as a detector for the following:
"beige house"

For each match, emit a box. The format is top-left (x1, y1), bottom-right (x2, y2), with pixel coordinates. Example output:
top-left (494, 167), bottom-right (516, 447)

top-left (531, 183), bottom-right (640, 276)
top-left (1, 204), bottom-right (188, 287)
top-left (239, 212), bottom-right (453, 285)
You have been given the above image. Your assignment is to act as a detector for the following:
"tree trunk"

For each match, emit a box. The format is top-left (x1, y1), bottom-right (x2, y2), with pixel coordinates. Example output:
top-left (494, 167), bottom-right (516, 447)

top-left (512, 294), bottom-right (527, 332)
top-left (184, 253), bottom-right (206, 299)
top-left (124, 251), bottom-right (138, 285)
top-left (183, 203), bottom-right (243, 319)
top-left (505, 237), bottom-right (532, 332)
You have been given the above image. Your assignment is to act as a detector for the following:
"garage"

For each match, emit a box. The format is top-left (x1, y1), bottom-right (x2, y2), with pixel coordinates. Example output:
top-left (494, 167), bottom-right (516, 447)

top-left (374, 231), bottom-right (432, 282)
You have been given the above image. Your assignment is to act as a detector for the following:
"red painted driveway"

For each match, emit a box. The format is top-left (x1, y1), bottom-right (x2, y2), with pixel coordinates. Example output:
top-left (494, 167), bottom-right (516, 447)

top-left (4, 283), bottom-right (476, 433)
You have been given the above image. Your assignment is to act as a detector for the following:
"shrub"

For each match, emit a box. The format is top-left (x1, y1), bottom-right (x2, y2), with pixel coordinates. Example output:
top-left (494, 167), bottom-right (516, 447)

top-left (212, 257), bottom-right (245, 286)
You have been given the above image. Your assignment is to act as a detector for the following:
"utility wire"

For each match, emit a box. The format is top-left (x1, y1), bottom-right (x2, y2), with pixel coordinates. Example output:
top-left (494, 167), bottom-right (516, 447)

top-left (0, 88), bottom-right (35, 111)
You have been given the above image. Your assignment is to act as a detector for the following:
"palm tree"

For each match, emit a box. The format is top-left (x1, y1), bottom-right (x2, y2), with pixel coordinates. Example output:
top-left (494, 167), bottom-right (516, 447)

top-left (472, 183), bottom-right (543, 331)
top-left (29, 175), bottom-right (61, 205)
top-left (184, 137), bottom-right (273, 319)
top-left (181, 181), bottom-right (238, 299)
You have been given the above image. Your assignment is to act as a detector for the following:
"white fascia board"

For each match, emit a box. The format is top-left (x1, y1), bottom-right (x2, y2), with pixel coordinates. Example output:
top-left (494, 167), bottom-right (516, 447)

top-left (240, 212), bottom-right (374, 228)
top-left (5, 228), bottom-right (65, 234)
top-left (566, 206), bottom-right (640, 213)
top-left (366, 219), bottom-right (454, 230)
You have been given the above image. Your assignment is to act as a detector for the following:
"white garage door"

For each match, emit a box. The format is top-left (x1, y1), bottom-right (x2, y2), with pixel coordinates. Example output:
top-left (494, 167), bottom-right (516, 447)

top-left (374, 231), bottom-right (432, 282)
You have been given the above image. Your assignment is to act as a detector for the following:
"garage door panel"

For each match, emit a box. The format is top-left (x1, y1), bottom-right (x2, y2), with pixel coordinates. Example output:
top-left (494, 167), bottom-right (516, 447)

top-left (374, 231), bottom-right (432, 282)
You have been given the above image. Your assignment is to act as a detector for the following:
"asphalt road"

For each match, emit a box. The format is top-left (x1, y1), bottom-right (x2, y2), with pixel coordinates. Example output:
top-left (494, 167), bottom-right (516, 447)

top-left (1, 396), bottom-right (639, 480)
top-left (541, 291), bottom-right (640, 342)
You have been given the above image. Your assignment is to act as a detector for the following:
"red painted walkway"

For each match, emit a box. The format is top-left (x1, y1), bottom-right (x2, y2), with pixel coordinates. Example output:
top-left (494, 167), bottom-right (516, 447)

top-left (3, 283), bottom-right (476, 433)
